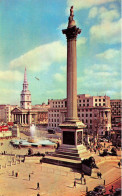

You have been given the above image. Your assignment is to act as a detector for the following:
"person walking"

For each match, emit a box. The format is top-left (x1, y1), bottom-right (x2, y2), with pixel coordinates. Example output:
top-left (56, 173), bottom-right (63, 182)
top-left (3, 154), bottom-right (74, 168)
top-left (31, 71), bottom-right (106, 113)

top-left (37, 182), bottom-right (40, 190)
top-left (84, 178), bottom-right (86, 185)
top-left (97, 172), bottom-right (99, 179)
top-left (82, 172), bottom-right (84, 178)
top-left (12, 170), bottom-right (14, 176)
top-left (29, 174), bottom-right (30, 181)
top-left (81, 177), bottom-right (82, 184)
top-left (99, 172), bottom-right (102, 179)
top-left (118, 162), bottom-right (120, 168)
top-left (74, 180), bottom-right (76, 188)
top-left (104, 142), bottom-right (106, 148)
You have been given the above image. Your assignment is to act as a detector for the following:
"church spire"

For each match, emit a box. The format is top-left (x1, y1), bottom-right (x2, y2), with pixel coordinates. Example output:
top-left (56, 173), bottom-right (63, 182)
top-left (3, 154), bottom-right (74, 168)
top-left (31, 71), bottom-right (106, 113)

top-left (20, 67), bottom-right (31, 109)
top-left (23, 67), bottom-right (28, 91)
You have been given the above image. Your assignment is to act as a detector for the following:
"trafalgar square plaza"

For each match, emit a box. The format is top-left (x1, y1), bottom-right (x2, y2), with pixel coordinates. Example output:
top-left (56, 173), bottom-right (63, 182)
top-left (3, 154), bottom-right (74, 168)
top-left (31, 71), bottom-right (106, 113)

top-left (0, 1), bottom-right (121, 196)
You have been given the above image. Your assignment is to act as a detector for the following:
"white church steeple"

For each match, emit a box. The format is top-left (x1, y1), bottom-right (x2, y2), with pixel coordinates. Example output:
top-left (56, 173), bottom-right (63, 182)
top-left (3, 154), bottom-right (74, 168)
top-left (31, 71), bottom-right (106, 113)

top-left (20, 68), bottom-right (32, 109)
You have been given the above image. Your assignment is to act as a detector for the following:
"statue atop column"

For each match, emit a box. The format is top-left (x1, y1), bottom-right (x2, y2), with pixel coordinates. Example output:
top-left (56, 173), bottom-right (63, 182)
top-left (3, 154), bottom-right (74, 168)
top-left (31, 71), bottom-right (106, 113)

top-left (70, 6), bottom-right (74, 18)
top-left (68, 6), bottom-right (76, 27)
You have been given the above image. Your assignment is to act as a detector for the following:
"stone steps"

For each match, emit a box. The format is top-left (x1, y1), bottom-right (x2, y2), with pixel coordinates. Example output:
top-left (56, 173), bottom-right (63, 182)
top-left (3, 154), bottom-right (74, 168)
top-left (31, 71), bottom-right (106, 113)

top-left (55, 150), bottom-right (80, 157)
top-left (51, 153), bottom-right (81, 160)
top-left (43, 155), bottom-right (82, 169)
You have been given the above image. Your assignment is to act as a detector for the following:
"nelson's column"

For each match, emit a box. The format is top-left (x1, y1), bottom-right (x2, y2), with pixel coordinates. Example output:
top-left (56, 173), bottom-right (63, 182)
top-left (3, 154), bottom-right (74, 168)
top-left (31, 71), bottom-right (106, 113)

top-left (59, 6), bottom-right (86, 157)
top-left (43, 7), bottom-right (87, 167)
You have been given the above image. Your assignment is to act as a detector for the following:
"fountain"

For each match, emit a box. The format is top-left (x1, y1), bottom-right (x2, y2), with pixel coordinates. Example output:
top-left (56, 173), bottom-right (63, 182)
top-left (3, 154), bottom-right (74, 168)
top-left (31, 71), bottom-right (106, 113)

top-left (28, 124), bottom-right (38, 143)
top-left (10, 124), bottom-right (56, 148)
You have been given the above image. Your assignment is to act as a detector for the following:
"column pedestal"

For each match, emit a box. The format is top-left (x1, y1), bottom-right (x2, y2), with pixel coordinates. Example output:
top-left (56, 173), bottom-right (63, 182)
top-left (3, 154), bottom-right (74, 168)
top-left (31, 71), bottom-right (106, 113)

top-left (58, 121), bottom-right (87, 157)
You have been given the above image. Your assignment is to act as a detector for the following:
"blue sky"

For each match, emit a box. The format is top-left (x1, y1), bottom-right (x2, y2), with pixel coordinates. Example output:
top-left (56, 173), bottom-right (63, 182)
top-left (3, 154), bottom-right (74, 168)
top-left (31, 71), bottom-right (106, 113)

top-left (0, 0), bottom-right (121, 105)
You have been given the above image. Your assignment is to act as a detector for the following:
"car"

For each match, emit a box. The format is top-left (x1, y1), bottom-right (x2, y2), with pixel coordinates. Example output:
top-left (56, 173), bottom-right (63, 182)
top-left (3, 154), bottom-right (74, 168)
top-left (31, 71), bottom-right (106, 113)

top-left (100, 138), bottom-right (108, 142)
top-left (114, 188), bottom-right (122, 196)
top-left (93, 185), bottom-right (106, 195)
top-left (86, 191), bottom-right (98, 196)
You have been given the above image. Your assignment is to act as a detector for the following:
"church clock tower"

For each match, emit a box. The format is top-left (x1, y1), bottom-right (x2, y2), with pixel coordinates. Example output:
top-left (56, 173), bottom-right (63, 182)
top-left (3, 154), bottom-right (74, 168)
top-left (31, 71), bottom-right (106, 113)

top-left (20, 68), bottom-right (32, 109)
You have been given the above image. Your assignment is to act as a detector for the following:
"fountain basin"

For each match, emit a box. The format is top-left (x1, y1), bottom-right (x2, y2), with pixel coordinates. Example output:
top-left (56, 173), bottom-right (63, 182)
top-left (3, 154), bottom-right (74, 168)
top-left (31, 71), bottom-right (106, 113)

top-left (10, 139), bottom-right (56, 148)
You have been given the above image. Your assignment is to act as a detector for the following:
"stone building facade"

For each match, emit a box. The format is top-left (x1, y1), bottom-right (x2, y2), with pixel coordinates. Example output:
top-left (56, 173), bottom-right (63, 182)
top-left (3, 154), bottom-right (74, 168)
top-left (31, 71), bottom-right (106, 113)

top-left (48, 94), bottom-right (111, 136)
top-left (11, 68), bottom-right (49, 126)
top-left (0, 104), bottom-right (17, 124)
top-left (110, 99), bottom-right (121, 129)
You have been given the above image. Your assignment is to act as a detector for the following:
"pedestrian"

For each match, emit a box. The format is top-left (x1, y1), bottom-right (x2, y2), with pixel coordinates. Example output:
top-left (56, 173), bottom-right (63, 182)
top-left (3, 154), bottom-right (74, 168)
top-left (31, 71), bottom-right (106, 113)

top-left (97, 172), bottom-right (99, 178)
top-left (111, 185), bottom-right (114, 191)
top-left (81, 177), bottom-right (82, 184)
top-left (84, 178), bottom-right (86, 185)
top-left (12, 170), bottom-right (14, 176)
top-left (15, 172), bottom-right (18, 177)
top-left (37, 182), bottom-right (40, 190)
top-left (104, 180), bottom-right (105, 185)
top-left (99, 172), bottom-right (102, 179)
top-left (74, 180), bottom-right (76, 188)
top-left (29, 174), bottom-right (30, 181)
top-left (82, 172), bottom-right (84, 178)
top-left (118, 162), bottom-right (120, 168)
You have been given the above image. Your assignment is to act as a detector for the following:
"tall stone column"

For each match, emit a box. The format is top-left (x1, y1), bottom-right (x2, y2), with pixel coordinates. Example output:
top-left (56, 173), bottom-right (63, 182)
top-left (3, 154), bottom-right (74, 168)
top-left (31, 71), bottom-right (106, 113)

top-left (59, 6), bottom-right (86, 150)
top-left (62, 18), bottom-right (81, 122)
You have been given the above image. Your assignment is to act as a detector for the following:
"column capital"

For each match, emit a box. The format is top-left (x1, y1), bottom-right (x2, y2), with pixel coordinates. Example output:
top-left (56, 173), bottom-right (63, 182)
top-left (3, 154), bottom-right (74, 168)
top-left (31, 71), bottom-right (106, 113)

top-left (62, 26), bottom-right (81, 40)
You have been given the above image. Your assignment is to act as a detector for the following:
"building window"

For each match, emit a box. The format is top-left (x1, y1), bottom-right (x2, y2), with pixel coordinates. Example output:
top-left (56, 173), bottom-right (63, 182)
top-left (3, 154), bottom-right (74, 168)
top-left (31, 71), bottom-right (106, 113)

top-left (95, 103), bottom-right (97, 106)
top-left (87, 104), bottom-right (89, 106)
top-left (78, 114), bottom-right (80, 117)
top-left (83, 100), bottom-right (85, 102)
top-left (99, 103), bottom-right (101, 106)
top-left (90, 120), bottom-right (92, 123)
top-left (95, 99), bottom-right (97, 102)
top-left (86, 119), bottom-right (88, 123)
top-left (82, 119), bottom-right (84, 123)
top-left (82, 114), bottom-right (84, 117)
top-left (87, 99), bottom-right (89, 102)
top-left (103, 99), bottom-right (105, 102)
top-left (103, 103), bottom-right (105, 106)
top-left (90, 114), bottom-right (92, 117)
top-left (79, 104), bottom-right (81, 107)
top-left (99, 99), bottom-right (101, 102)
top-left (86, 114), bottom-right (88, 117)
top-left (83, 104), bottom-right (85, 107)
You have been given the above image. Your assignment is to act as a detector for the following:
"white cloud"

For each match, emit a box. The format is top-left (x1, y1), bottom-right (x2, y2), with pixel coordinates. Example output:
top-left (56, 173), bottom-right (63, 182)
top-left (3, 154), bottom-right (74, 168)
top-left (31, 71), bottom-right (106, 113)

top-left (99, 7), bottom-right (120, 21)
top-left (96, 49), bottom-right (121, 60)
top-left (88, 7), bottom-right (98, 18)
top-left (88, 6), bottom-right (119, 21)
top-left (10, 41), bottom-right (66, 72)
top-left (77, 37), bottom-right (87, 46)
top-left (66, 0), bottom-right (115, 12)
top-left (90, 18), bottom-right (121, 44)
top-left (53, 73), bottom-right (65, 82)
top-left (0, 70), bottom-right (23, 81)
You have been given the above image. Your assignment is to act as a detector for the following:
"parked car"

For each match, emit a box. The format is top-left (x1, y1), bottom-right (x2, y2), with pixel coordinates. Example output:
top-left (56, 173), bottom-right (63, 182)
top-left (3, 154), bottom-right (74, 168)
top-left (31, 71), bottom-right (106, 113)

top-left (100, 138), bottom-right (108, 142)
top-left (86, 191), bottom-right (98, 196)
top-left (114, 188), bottom-right (121, 196)
top-left (93, 185), bottom-right (106, 195)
